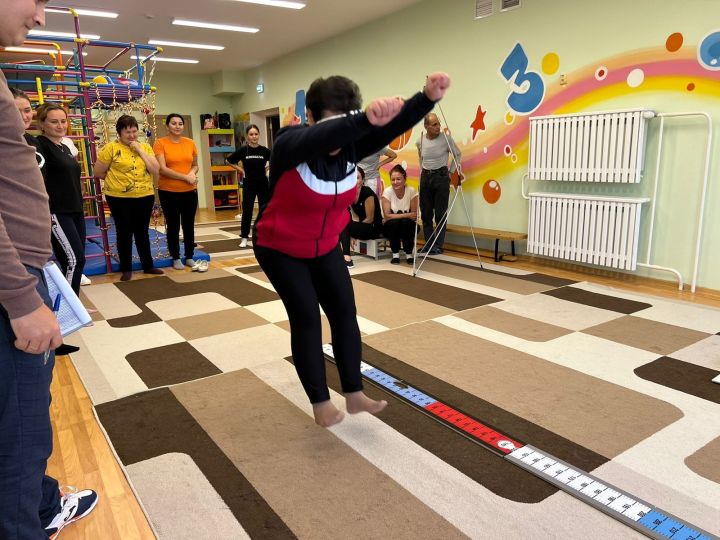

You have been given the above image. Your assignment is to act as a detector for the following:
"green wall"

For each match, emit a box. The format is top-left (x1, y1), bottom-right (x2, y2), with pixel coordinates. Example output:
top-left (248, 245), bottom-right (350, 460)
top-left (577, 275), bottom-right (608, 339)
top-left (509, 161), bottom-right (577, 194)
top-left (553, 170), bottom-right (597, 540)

top-left (224, 0), bottom-right (720, 290)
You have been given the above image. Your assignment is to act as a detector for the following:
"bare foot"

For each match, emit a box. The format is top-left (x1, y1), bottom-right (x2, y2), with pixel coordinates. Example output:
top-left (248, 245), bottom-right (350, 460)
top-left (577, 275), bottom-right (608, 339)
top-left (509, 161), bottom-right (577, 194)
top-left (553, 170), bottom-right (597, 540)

top-left (345, 391), bottom-right (387, 415)
top-left (312, 400), bottom-right (345, 427)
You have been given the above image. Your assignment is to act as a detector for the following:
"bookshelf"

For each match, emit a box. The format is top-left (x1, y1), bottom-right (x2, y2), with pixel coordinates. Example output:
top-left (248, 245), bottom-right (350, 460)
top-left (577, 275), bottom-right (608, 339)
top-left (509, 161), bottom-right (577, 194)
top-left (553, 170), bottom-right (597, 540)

top-left (199, 128), bottom-right (241, 211)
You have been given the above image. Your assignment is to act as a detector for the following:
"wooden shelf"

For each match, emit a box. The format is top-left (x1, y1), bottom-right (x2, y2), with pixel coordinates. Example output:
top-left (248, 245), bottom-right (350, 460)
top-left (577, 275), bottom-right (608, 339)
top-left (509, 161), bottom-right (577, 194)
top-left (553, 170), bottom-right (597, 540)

top-left (213, 184), bottom-right (239, 191)
top-left (205, 129), bottom-right (234, 135)
top-left (210, 146), bottom-right (235, 153)
top-left (211, 165), bottom-right (235, 172)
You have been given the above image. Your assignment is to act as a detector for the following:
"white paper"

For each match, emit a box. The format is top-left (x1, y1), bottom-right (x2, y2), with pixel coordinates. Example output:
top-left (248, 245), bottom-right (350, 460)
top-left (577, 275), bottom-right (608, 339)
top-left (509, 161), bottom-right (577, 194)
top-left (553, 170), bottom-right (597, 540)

top-left (43, 262), bottom-right (93, 336)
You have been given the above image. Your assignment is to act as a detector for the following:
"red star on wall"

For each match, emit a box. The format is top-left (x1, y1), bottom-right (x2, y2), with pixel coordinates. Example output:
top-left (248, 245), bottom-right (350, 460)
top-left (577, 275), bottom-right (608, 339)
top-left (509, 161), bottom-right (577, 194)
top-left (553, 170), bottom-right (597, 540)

top-left (470, 105), bottom-right (487, 140)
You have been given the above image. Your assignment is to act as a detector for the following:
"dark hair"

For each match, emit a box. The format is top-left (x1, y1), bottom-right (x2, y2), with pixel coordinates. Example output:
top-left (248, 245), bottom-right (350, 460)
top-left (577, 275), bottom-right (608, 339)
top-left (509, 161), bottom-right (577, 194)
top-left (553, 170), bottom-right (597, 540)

top-left (356, 166), bottom-right (365, 180)
top-left (305, 75), bottom-right (362, 122)
top-left (10, 87), bottom-right (31, 102)
top-left (35, 103), bottom-right (67, 123)
top-left (116, 114), bottom-right (139, 134)
top-left (389, 164), bottom-right (407, 179)
top-left (246, 124), bottom-right (260, 135)
top-left (165, 113), bottom-right (184, 126)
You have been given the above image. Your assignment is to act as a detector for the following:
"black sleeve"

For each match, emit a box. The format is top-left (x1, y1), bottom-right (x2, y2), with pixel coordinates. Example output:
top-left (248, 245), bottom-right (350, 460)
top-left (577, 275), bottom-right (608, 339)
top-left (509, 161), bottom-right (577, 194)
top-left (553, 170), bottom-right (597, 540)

top-left (226, 146), bottom-right (244, 165)
top-left (354, 92), bottom-right (436, 160)
top-left (270, 112), bottom-right (374, 175)
top-left (34, 136), bottom-right (50, 181)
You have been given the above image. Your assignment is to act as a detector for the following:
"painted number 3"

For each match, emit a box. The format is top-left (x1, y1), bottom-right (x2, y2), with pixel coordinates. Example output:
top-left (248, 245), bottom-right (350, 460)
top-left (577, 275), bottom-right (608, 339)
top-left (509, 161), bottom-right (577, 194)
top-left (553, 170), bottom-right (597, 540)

top-left (500, 43), bottom-right (545, 115)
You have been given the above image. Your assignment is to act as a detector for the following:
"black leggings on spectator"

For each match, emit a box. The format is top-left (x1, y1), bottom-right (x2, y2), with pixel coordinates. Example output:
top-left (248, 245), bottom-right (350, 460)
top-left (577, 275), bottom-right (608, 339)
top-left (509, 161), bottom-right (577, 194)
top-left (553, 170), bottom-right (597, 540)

top-left (158, 189), bottom-right (198, 260)
top-left (384, 217), bottom-right (416, 254)
top-left (50, 212), bottom-right (86, 295)
top-left (253, 244), bottom-right (364, 403)
top-left (241, 177), bottom-right (269, 239)
top-left (339, 221), bottom-right (379, 256)
top-left (105, 195), bottom-right (156, 272)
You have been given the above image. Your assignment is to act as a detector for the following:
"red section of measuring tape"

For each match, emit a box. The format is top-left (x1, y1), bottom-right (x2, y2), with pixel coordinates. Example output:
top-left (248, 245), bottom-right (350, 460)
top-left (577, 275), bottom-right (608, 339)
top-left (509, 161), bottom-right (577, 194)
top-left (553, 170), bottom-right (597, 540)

top-left (425, 402), bottom-right (524, 454)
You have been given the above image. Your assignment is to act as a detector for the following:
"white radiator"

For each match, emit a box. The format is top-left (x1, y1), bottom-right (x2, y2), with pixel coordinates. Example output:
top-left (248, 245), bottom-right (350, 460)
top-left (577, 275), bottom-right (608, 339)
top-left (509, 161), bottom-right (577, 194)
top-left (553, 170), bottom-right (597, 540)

top-left (527, 194), bottom-right (649, 270)
top-left (529, 110), bottom-right (653, 183)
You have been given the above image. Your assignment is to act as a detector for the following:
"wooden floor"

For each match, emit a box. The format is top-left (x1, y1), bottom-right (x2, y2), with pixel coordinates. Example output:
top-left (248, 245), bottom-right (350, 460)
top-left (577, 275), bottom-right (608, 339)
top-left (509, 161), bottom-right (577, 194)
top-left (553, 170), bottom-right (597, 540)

top-left (47, 217), bottom-right (720, 539)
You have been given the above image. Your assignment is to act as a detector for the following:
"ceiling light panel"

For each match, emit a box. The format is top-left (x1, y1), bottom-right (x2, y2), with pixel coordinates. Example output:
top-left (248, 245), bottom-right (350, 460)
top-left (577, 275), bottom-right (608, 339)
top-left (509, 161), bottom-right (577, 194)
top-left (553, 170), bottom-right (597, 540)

top-left (148, 40), bottom-right (225, 51)
top-left (172, 19), bottom-right (259, 33)
top-left (4, 46), bottom-right (86, 56)
top-left (132, 55), bottom-right (199, 64)
top-left (46, 8), bottom-right (119, 18)
top-left (28, 30), bottom-right (100, 39)
top-left (231, 0), bottom-right (306, 8)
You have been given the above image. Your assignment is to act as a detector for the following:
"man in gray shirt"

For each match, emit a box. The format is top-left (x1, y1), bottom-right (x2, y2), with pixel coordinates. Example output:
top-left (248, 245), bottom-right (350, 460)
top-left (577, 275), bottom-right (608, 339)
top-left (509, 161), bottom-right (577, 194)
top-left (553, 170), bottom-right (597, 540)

top-left (0, 1), bottom-right (97, 538)
top-left (416, 112), bottom-right (462, 254)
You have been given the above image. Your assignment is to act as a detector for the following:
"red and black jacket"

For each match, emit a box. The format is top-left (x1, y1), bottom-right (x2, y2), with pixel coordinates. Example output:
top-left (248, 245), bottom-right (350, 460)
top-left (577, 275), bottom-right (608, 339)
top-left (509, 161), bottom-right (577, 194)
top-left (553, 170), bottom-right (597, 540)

top-left (255, 91), bottom-right (435, 258)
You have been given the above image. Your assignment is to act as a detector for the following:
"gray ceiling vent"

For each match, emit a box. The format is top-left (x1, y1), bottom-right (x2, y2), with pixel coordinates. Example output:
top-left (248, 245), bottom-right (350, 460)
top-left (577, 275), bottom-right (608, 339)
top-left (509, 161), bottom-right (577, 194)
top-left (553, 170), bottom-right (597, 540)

top-left (474, 0), bottom-right (493, 19)
top-left (501, 0), bottom-right (521, 11)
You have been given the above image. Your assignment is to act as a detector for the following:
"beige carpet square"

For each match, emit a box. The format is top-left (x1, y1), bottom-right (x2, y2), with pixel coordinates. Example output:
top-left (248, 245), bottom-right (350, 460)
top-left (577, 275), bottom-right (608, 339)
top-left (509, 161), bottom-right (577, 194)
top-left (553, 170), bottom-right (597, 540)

top-left (583, 316), bottom-right (710, 355)
top-left (494, 293), bottom-right (623, 331)
top-left (455, 306), bottom-right (572, 342)
top-left (190, 324), bottom-right (291, 372)
top-left (80, 283), bottom-right (142, 319)
top-left (168, 307), bottom-right (269, 341)
top-left (672, 335), bottom-right (720, 370)
top-left (146, 292), bottom-right (240, 321)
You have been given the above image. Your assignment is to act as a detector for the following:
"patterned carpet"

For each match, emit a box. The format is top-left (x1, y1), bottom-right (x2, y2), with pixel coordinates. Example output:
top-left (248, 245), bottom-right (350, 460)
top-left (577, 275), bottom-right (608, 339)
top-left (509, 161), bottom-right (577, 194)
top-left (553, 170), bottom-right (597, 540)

top-left (68, 251), bottom-right (720, 539)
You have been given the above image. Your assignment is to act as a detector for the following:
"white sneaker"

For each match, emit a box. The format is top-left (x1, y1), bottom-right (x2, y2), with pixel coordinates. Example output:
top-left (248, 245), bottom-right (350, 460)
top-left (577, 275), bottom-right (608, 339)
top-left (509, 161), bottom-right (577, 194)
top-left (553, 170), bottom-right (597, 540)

top-left (45, 487), bottom-right (98, 539)
top-left (172, 259), bottom-right (184, 270)
top-left (239, 238), bottom-right (248, 248)
top-left (80, 274), bottom-right (91, 286)
top-left (191, 260), bottom-right (209, 273)
top-left (235, 213), bottom-right (242, 220)
top-left (185, 258), bottom-right (196, 267)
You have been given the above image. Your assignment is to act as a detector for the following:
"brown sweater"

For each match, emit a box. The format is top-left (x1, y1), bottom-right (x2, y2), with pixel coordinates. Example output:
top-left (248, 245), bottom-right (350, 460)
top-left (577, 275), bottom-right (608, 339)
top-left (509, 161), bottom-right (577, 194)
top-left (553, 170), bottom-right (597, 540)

top-left (0, 71), bottom-right (52, 318)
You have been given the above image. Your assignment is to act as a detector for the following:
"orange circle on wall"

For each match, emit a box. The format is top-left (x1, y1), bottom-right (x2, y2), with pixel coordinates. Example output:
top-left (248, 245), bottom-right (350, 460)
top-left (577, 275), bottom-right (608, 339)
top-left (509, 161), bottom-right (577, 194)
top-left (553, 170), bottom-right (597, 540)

top-left (389, 128), bottom-right (413, 151)
top-left (666, 32), bottom-right (683, 52)
top-left (482, 179), bottom-right (501, 204)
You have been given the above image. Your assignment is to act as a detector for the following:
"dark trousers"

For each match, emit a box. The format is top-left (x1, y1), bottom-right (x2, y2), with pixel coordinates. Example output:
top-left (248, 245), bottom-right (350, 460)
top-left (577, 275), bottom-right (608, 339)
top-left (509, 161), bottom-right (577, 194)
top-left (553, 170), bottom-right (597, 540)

top-left (383, 217), bottom-right (416, 254)
top-left (241, 177), bottom-right (269, 239)
top-left (419, 167), bottom-right (450, 248)
top-left (158, 190), bottom-right (198, 260)
top-left (50, 212), bottom-right (86, 296)
top-left (0, 266), bottom-right (61, 539)
top-left (105, 195), bottom-right (156, 272)
top-left (253, 245), bottom-right (364, 403)
top-left (339, 220), bottom-right (379, 256)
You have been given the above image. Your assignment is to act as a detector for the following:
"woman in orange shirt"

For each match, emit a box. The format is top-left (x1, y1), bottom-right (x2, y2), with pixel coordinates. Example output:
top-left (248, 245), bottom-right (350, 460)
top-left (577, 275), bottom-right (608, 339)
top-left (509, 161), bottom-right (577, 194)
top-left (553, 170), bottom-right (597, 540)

top-left (153, 114), bottom-right (201, 270)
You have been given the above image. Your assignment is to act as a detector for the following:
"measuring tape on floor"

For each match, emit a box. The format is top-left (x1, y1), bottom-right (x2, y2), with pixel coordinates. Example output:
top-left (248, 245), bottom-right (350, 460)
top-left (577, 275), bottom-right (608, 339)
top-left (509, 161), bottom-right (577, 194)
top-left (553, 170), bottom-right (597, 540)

top-left (322, 344), bottom-right (717, 540)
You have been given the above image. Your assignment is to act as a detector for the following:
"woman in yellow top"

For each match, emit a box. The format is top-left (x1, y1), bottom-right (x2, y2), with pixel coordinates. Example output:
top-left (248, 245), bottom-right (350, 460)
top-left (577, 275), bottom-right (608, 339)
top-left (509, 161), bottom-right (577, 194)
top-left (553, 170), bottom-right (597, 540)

top-left (153, 114), bottom-right (202, 271)
top-left (94, 115), bottom-right (163, 281)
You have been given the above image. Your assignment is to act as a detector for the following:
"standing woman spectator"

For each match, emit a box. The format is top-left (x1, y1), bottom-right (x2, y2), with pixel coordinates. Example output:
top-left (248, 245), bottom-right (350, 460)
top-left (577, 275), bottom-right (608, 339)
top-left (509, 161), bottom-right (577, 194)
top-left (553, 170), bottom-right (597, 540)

top-left (94, 115), bottom-right (163, 281)
top-left (226, 124), bottom-right (270, 248)
top-left (10, 87), bottom-right (38, 147)
top-left (357, 145), bottom-right (396, 197)
top-left (382, 164), bottom-right (418, 264)
top-left (339, 166), bottom-right (383, 268)
top-left (416, 113), bottom-right (462, 254)
top-left (34, 103), bottom-right (86, 294)
top-left (154, 114), bottom-right (200, 270)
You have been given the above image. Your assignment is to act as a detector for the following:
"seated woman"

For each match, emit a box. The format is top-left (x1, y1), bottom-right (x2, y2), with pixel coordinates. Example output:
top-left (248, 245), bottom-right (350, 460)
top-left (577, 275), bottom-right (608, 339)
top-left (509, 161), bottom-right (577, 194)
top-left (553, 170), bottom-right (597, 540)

top-left (381, 164), bottom-right (418, 264)
top-left (339, 166), bottom-right (383, 268)
top-left (93, 115), bottom-right (163, 281)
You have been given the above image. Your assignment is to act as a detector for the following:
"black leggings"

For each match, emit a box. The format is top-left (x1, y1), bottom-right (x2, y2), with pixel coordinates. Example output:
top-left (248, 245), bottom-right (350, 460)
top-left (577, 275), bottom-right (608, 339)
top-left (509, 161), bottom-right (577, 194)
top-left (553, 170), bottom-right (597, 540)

top-left (158, 190), bottom-right (198, 260)
top-left (50, 212), bottom-right (86, 295)
top-left (339, 220), bottom-right (379, 256)
top-left (241, 177), bottom-right (269, 239)
top-left (105, 195), bottom-right (156, 272)
top-left (383, 217), bottom-right (416, 254)
top-left (253, 244), bottom-right (364, 403)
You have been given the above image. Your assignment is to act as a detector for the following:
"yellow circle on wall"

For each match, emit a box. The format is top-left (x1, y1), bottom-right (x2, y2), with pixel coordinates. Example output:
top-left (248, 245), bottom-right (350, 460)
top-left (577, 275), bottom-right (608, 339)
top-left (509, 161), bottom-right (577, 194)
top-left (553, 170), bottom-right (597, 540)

top-left (542, 53), bottom-right (560, 75)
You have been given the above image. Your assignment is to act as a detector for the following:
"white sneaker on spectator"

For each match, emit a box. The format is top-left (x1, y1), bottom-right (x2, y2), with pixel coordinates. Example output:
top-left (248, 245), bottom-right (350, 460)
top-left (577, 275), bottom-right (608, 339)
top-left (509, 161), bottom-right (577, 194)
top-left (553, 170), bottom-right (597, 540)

top-left (185, 258), bottom-right (196, 267)
top-left (172, 259), bottom-right (184, 270)
top-left (80, 274), bottom-right (91, 286)
top-left (239, 238), bottom-right (248, 248)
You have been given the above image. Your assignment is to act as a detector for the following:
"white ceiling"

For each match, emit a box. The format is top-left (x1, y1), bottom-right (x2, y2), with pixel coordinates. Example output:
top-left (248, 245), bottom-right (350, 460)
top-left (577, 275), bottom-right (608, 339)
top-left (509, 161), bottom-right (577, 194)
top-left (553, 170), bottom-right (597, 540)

top-left (1, 0), bottom-right (423, 74)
